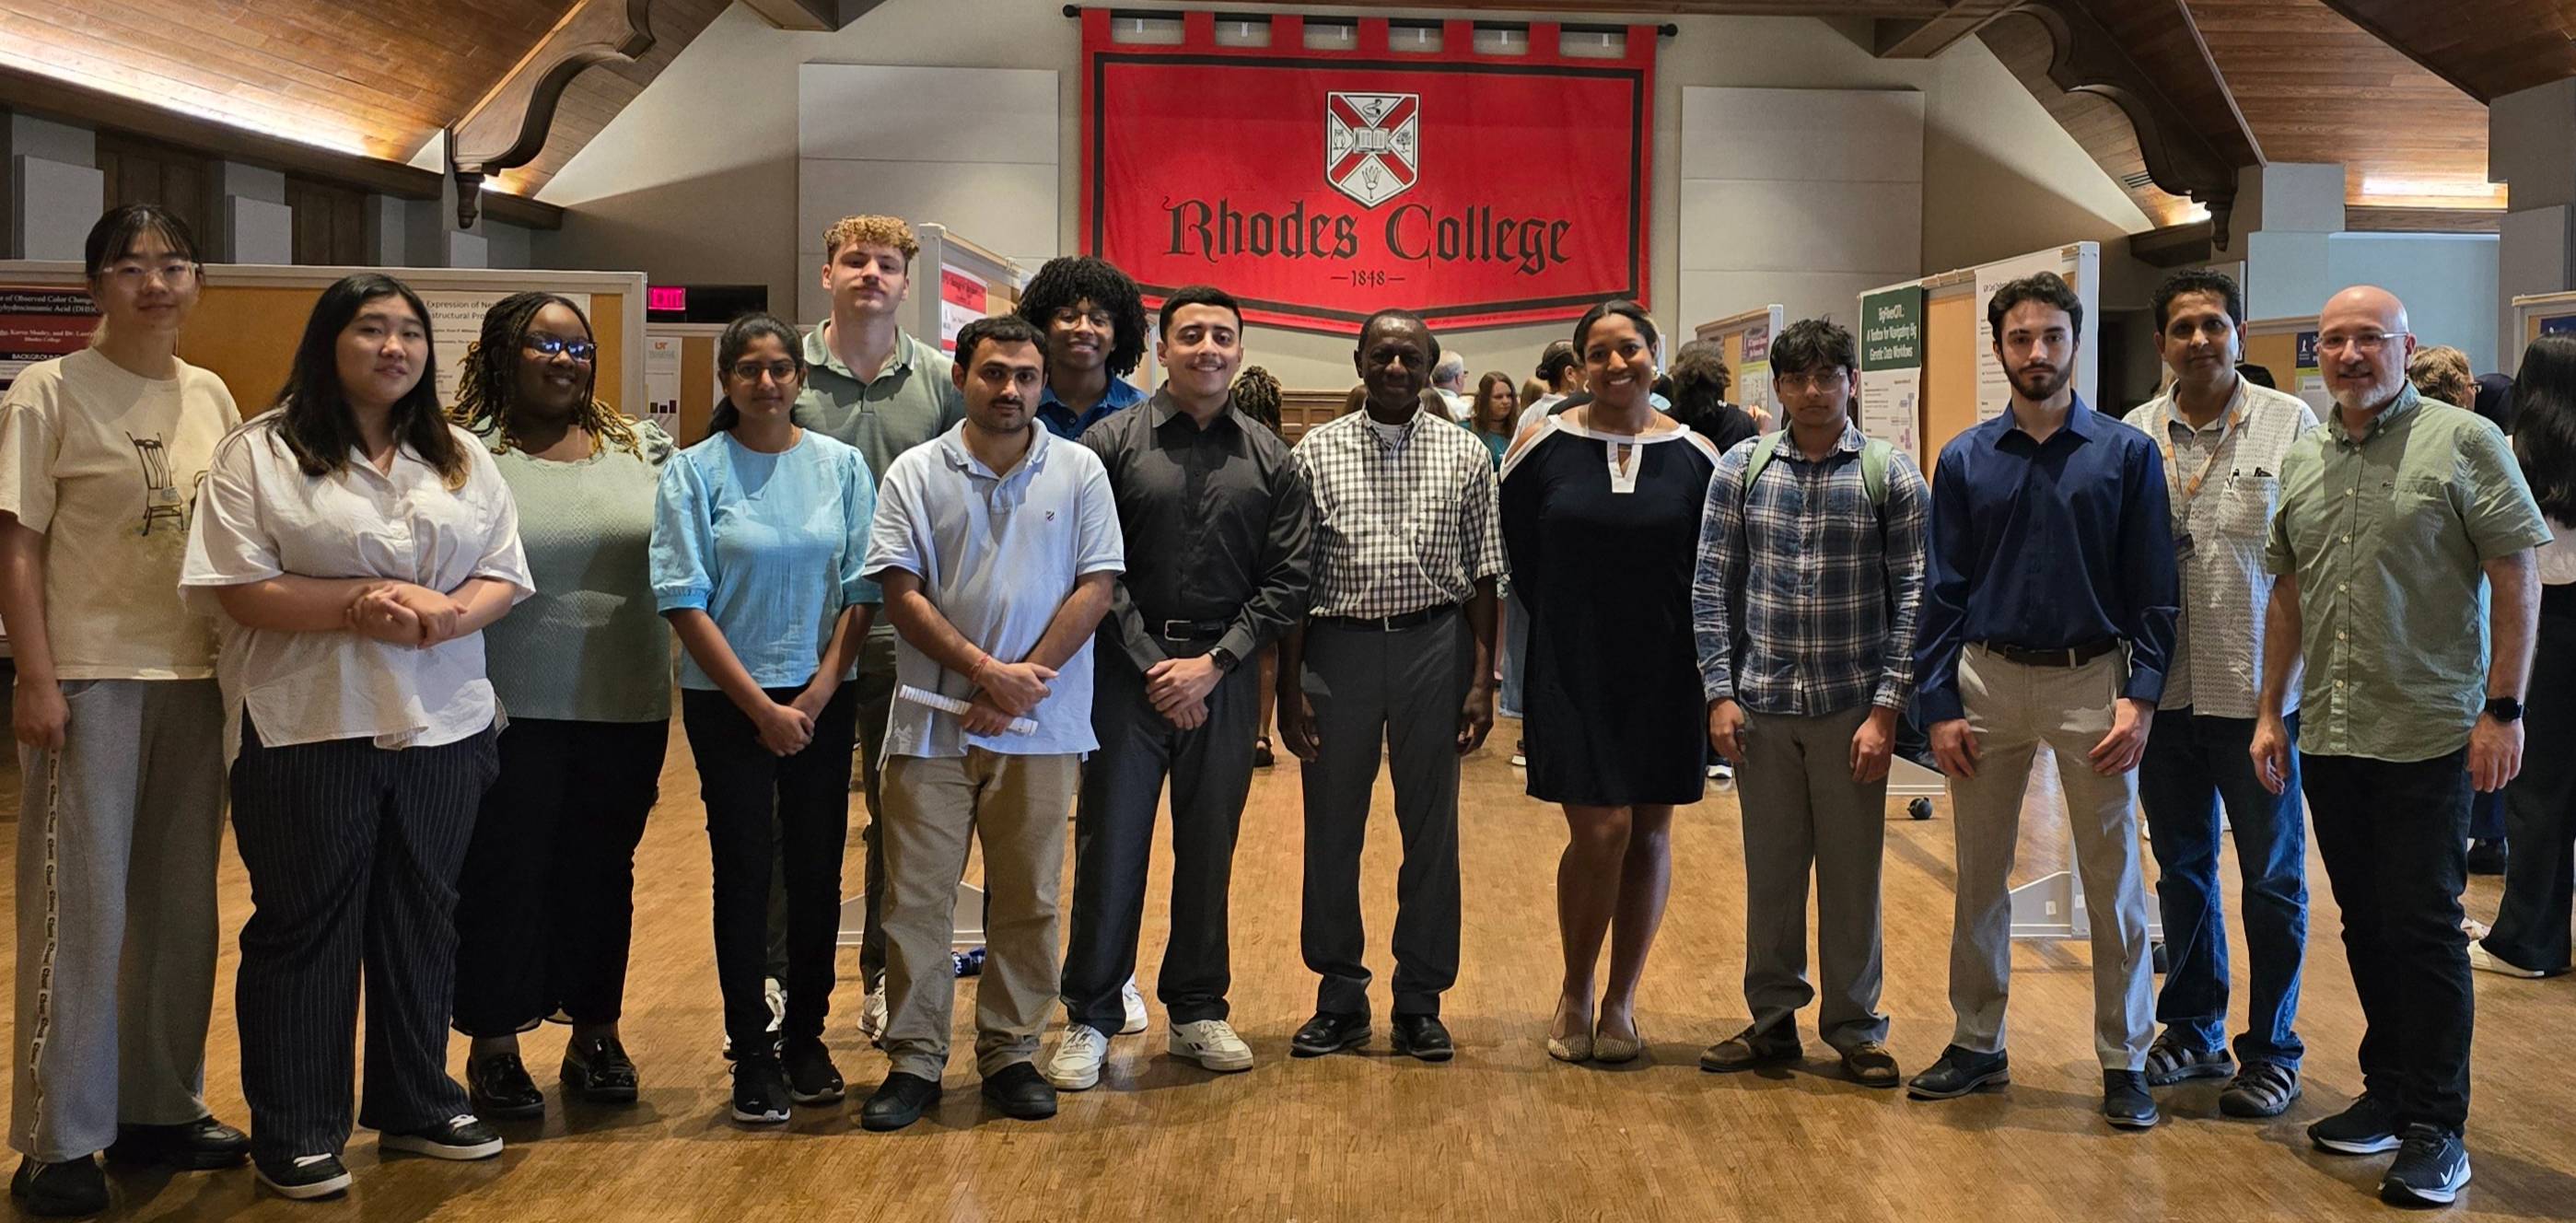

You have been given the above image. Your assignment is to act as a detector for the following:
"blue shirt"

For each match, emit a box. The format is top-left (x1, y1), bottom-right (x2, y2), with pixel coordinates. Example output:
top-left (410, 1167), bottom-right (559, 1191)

top-left (863, 422), bottom-right (1125, 758)
top-left (1037, 376), bottom-right (1148, 440)
top-left (1913, 397), bottom-right (2178, 723)
top-left (649, 429), bottom-right (880, 691)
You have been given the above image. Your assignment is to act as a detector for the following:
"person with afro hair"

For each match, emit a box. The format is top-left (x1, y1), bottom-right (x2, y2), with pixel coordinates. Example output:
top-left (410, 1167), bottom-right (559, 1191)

top-left (1018, 256), bottom-right (1151, 439)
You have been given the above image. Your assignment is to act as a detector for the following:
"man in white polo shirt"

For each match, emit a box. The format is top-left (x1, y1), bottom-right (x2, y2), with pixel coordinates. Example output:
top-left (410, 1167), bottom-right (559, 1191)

top-left (856, 315), bottom-right (1123, 1133)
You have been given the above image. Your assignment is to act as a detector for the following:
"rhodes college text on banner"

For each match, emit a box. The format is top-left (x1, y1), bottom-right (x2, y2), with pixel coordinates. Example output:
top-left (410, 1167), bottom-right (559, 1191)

top-left (1081, 9), bottom-right (1658, 334)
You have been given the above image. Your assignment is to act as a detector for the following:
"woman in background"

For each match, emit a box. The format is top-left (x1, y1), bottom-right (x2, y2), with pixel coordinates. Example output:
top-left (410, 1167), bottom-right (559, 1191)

top-left (1471, 372), bottom-right (1517, 469)
top-left (181, 273), bottom-right (532, 1199)
top-left (0, 204), bottom-right (247, 1217)
top-left (448, 292), bottom-right (676, 1122)
top-left (2411, 343), bottom-right (2509, 872)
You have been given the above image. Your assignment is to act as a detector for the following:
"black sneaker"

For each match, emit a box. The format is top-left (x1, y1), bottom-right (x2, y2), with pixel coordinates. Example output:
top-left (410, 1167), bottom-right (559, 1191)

top-left (2309, 1092), bottom-right (2404, 1155)
top-left (10, 1155), bottom-right (107, 1217)
top-left (783, 1038), bottom-right (845, 1105)
top-left (2142, 1031), bottom-right (2233, 1087)
top-left (2104, 1069), bottom-right (2161, 1129)
top-left (1906, 1044), bottom-right (2011, 1100)
top-left (731, 1054), bottom-right (791, 1125)
top-left (2382, 1124), bottom-right (2471, 1206)
top-left (466, 1051), bottom-right (545, 1120)
top-left (2466, 838), bottom-right (2508, 876)
top-left (252, 1153), bottom-right (352, 1201)
top-left (860, 1072), bottom-right (943, 1132)
top-left (980, 1062), bottom-right (1059, 1121)
top-left (379, 1114), bottom-right (503, 1160)
top-left (106, 1115), bottom-right (250, 1170)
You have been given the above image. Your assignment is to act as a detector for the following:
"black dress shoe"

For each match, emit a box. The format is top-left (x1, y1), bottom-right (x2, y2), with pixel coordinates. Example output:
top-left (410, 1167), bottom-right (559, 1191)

top-left (1906, 1044), bottom-right (2011, 1100)
top-left (560, 1033), bottom-right (639, 1103)
top-left (860, 1072), bottom-right (943, 1132)
top-left (466, 1051), bottom-right (545, 1120)
top-left (106, 1115), bottom-right (250, 1170)
top-left (1391, 1014), bottom-right (1454, 1063)
top-left (783, 1037), bottom-right (845, 1105)
top-left (2104, 1069), bottom-right (2161, 1129)
top-left (1290, 1011), bottom-right (1371, 1058)
top-left (10, 1155), bottom-right (107, 1217)
top-left (980, 1062), bottom-right (1059, 1121)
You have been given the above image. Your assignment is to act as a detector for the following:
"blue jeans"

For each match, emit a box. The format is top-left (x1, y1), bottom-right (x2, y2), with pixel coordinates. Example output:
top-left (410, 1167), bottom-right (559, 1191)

top-left (1498, 587), bottom-right (1530, 721)
top-left (2138, 707), bottom-right (2306, 1068)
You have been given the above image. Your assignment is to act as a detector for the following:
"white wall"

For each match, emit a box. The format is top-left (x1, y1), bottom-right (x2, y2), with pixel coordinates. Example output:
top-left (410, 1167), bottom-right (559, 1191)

top-left (537, 0), bottom-right (2154, 388)
top-left (2325, 233), bottom-right (2502, 373)
top-left (1678, 86), bottom-right (1921, 332)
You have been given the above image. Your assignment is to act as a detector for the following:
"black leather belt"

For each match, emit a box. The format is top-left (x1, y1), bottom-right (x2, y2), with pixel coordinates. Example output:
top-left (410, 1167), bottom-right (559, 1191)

top-left (1981, 638), bottom-right (2123, 668)
top-left (1313, 603), bottom-right (1456, 632)
top-left (1158, 618), bottom-right (1230, 640)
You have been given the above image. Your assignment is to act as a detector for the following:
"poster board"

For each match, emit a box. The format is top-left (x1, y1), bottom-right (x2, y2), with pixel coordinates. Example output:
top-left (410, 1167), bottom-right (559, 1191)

top-left (2244, 317), bottom-right (2328, 415)
top-left (0, 262), bottom-right (646, 420)
top-left (646, 322), bottom-right (727, 446)
top-left (0, 286), bottom-right (99, 392)
top-left (1882, 242), bottom-right (2101, 465)
top-left (1858, 283), bottom-right (1926, 460)
top-left (2514, 289), bottom-right (2576, 353)
top-left (1692, 304), bottom-right (1787, 428)
top-left (912, 225), bottom-right (1025, 357)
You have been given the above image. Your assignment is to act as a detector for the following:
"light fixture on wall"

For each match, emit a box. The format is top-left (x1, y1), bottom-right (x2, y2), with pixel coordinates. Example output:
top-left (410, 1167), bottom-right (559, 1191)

top-left (2360, 177), bottom-right (2500, 199)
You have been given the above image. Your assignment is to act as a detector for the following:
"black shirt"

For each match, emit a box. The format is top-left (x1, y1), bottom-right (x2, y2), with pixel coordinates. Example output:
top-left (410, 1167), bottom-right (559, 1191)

top-left (1080, 390), bottom-right (1314, 673)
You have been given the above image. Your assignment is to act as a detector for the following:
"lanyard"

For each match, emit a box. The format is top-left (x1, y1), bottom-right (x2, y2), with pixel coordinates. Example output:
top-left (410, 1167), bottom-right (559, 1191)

top-left (2159, 405), bottom-right (2243, 507)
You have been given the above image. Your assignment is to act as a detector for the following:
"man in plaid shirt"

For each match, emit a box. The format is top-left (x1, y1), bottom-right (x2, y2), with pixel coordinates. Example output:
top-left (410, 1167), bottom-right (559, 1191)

top-left (1691, 318), bottom-right (1929, 1088)
top-left (1276, 309), bottom-right (1506, 1065)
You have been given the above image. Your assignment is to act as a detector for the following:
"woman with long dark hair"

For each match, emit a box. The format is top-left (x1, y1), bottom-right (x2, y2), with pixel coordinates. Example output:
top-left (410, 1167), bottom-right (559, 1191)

top-left (0, 205), bottom-right (247, 1215)
top-left (447, 293), bottom-right (674, 1122)
top-left (181, 273), bottom-right (532, 1198)
top-left (2477, 332), bottom-right (2576, 978)
top-left (651, 312), bottom-right (877, 1126)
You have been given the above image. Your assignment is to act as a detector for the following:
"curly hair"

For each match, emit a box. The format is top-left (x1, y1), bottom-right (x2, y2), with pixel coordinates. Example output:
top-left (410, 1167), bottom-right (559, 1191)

top-left (451, 291), bottom-right (641, 458)
top-left (1016, 256), bottom-right (1148, 378)
top-left (1232, 366), bottom-right (1282, 435)
top-left (822, 215), bottom-right (920, 263)
top-left (1666, 339), bottom-right (1731, 415)
top-left (2408, 344), bottom-right (2477, 410)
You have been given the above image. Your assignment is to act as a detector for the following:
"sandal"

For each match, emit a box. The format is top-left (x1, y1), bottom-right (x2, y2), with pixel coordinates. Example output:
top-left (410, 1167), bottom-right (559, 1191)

top-left (2219, 1060), bottom-right (2301, 1118)
top-left (1253, 737), bottom-right (1275, 768)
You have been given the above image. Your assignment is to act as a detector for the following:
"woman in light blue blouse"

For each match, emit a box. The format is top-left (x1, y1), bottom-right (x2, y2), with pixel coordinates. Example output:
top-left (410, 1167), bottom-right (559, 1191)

top-left (649, 313), bottom-right (876, 1127)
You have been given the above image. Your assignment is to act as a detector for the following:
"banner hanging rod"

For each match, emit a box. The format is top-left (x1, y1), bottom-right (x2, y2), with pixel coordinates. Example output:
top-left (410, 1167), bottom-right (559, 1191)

top-left (1059, 6), bottom-right (1681, 39)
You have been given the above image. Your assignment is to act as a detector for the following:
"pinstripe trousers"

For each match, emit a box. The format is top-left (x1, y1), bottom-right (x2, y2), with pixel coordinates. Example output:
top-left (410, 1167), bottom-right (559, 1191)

top-left (228, 716), bottom-right (498, 1161)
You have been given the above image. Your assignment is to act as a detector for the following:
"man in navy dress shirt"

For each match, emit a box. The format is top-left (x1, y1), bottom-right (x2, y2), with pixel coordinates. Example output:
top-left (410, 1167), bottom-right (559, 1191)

top-left (1905, 272), bottom-right (2180, 1131)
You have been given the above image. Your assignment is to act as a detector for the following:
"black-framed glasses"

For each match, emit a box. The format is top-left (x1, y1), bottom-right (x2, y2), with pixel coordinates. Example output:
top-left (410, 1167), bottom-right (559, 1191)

top-left (729, 360), bottom-right (800, 383)
top-left (524, 333), bottom-right (598, 362)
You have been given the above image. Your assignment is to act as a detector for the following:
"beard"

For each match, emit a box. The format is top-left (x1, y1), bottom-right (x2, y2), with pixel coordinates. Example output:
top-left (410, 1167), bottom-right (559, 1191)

top-left (2007, 360), bottom-right (2071, 402)
top-left (2328, 367), bottom-right (2406, 414)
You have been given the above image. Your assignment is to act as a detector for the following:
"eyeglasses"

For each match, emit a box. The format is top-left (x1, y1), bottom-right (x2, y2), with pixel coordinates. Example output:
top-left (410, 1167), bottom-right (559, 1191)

top-left (523, 333), bottom-right (597, 362)
top-left (101, 260), bottom-right (195, 286)
top-left (729, 360), bottom-right (800, 383)
top-left (2316, 332), bottom-right (2403, 355)
top-left (1772, 369), bottom-right (1850, 392)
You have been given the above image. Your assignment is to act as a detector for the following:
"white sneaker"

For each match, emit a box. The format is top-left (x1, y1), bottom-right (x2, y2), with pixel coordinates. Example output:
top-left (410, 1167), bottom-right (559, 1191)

top-left (763, 976), bottom-right (786, 1034)
top-left (1044, 1024), bottom-right (1111, 1090)
top-left (1169, 1019), bottom-right (1254, 1073)
top-left (858, 988), bottom-right (889, 1047)
top-left (1121, 976), bottom-right (1148, 1035)
top-left (2468, 940), bottom-right (2547, 978)
top-left (1707, 761), bottom-right (1733, 781)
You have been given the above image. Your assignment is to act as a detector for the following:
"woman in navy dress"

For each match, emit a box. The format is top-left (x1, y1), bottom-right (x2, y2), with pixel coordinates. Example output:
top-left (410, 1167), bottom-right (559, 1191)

top-left (1501, 299), bottom-right (1719, 1066)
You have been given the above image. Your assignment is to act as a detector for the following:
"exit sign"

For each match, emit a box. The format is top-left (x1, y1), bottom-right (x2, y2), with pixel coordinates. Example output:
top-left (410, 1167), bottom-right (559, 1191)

top-left (647, 285), bottom-right (687, 313)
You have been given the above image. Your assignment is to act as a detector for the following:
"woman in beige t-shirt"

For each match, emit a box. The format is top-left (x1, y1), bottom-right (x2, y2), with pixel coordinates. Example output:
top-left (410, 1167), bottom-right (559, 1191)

top-left (0, 204), bottom-right (245, 1216)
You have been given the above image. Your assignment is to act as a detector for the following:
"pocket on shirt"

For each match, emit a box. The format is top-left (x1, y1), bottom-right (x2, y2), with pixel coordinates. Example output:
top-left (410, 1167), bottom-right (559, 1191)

top-left (2220, 473), bottom-right (2279, 537)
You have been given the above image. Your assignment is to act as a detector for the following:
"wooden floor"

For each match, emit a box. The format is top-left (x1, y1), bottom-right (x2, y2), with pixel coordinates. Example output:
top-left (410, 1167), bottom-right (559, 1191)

top-left (5, 717), bottom-right (2574, 1221)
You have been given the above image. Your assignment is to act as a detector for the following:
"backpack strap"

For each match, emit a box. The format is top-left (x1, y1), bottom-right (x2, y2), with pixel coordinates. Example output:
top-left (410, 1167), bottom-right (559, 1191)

top-left (1860, 437), bottom-right (1891, 508)
top-left (1740, 430), bottom-right (1789, 508)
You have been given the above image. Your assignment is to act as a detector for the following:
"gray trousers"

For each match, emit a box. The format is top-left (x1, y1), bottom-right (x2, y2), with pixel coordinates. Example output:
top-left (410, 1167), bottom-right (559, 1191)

top-left (1945, 646), bottom-right (2154, 1070)
top-left (1739, 704), bottom-right (1890, 1053)
top-left (1061, 643), bottom-right (1258, 1032)
top-left (11, 679), bottom-right (227, 1162)
top-left (1299, 612), bottom-right (1470, 1018)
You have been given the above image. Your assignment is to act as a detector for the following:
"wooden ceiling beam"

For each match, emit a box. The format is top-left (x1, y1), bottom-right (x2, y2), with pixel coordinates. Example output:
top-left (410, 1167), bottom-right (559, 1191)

top-left (2011, 0), bottom-right (2248, 244)
top-left (2309, 0), bottom-right (2494, 102)
top-left (448, 0), bottom-right (655, 229)
top-left (1873, 0), bottom-right (2016, 59)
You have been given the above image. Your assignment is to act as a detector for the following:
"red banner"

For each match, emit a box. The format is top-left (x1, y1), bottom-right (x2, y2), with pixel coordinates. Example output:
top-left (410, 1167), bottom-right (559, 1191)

top-left (1081, 10), bottom-right (1655, 335)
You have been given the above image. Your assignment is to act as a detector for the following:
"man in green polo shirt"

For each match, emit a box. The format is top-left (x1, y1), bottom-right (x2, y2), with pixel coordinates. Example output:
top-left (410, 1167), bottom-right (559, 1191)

top-left (2252, 285), bottom-right (2547, 1208)
top-left (790, 214), bottom-right (964, 1044)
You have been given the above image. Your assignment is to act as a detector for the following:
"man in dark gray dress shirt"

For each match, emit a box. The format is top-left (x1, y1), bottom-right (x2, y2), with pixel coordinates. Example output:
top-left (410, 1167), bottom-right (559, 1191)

top-left (1042, 285), bottom-right (1314, 1091)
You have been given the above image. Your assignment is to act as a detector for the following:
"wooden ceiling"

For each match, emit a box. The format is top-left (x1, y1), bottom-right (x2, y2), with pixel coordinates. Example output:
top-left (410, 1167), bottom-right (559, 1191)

top-left (0, 0), bottom-right (722, 201)
top-left (2317, 0), bottom-right (2576, 102)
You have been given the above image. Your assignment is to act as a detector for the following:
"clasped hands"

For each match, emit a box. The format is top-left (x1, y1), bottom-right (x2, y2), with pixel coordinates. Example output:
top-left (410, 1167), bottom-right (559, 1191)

top-left (344, 582), bottom-right (468, 648)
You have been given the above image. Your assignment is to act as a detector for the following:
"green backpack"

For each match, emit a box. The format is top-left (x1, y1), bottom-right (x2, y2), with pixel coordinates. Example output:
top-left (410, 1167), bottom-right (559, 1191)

top-left (1742, 432), bottom-right (1894, 509)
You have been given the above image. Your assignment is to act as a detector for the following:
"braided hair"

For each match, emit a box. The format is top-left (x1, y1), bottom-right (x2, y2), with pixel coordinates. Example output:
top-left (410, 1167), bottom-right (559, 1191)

top-left (1233, 366), bottom-right (1282, 436)
top-left (451, 290), bottom-right (641, 457)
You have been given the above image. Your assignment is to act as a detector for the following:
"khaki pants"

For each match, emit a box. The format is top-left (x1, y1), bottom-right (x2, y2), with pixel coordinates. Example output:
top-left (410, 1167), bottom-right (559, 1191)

top-left (880, 750), bottom-right (1080, 1081)
top-left (1944, 646), bottom-right (2154, 1071)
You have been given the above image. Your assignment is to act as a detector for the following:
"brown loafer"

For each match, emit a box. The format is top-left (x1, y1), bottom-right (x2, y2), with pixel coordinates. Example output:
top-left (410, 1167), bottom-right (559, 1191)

top-left (1841, 1041), bottom-right (1901, 1088)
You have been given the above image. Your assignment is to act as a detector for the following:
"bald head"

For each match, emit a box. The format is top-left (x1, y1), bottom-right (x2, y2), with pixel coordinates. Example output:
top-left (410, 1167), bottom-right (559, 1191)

top-left (2317, 285), bottom-right (2417, 418)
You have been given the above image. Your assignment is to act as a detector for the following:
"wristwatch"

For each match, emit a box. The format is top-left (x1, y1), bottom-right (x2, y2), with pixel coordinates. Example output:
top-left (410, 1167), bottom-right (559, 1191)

top-left (1208, 646), bottom-right (1240, 673)
top-left (2485, 696), bottom-right (2524, 723)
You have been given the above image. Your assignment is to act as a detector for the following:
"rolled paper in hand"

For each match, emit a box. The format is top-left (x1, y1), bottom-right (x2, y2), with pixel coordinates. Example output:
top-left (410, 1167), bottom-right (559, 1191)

top-left (898, 684), bottom-right (1039, 735)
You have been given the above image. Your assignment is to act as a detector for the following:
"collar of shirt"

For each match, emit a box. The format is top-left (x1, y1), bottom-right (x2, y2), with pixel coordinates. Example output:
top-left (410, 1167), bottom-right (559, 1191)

top-left (1147, 389), bottom-right (1241, 436)
top-left (2157, 377), bottom-right (2248, 441)
top-left (2328, 382), bottom-right (2421, 448)
top-left (1038, 375), bottom-right (1147, 437)
top-left (1779, 422), bottom-right (1868, 460)
top-left (805, 318), bottom-right (919, 388)
top-left (936, 420), bottom-right (1054, 483)
top-left (1358, 406), bottom-right (1428, 447)
top-left (1995, 393), bottom-right (2100, 448)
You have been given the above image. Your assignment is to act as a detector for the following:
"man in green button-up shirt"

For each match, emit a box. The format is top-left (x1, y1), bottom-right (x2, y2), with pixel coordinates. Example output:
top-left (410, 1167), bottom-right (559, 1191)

top-left (787, 215), bottom-right (965, 1045)
top-left (2252, 285), bottom-right (2547, 1207)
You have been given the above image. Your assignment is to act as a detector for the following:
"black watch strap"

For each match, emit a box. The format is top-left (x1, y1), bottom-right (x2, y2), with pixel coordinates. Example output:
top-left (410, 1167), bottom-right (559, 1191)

top-left (2486, 696), bottom-right (2524, 723)
top-left (1209, 646), bottom-right (1240, 673)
